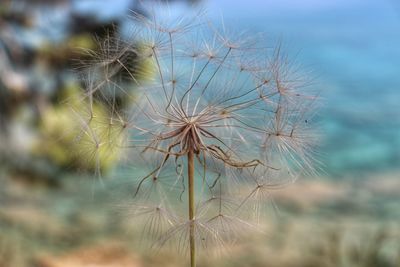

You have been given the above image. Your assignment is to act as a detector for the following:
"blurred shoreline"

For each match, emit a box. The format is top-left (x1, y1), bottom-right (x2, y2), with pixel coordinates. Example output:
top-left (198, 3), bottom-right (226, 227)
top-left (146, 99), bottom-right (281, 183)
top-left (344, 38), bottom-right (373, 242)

top-left (2, 170), bottom-right (400, 266)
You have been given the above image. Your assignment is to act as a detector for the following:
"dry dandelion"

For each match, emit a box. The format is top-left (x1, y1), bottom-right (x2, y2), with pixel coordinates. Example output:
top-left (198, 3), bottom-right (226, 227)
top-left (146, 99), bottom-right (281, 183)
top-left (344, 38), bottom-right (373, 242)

top-left (75, 5), bottom-right (318, 267)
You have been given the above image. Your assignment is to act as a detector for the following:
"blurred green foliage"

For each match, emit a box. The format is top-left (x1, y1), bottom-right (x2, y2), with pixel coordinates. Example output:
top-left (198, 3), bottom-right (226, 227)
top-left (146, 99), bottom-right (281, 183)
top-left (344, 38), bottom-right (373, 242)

top-left (0, 0), bottom-right (156, 179)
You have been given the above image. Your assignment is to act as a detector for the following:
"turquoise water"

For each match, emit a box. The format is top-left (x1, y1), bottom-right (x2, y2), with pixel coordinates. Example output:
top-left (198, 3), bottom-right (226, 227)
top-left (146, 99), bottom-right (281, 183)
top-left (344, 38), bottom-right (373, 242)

top-left (84, 0), bottom-right (400, 178)
top-left (205, 0), bottom-right (400, 178)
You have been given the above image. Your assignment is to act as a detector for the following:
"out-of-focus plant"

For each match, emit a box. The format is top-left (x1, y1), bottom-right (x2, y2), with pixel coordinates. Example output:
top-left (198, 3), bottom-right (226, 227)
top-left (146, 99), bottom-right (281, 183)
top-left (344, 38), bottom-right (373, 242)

top-left (76, 6), bottom-right (318, 267)
top-left (306, 227), bottom-right (400, 267)
top-left (0, 0), bottom-right (115, 178)
top-left (35, 85), bottom-right (122, 173)
top-left (0, 0), bottom-right (162, 178)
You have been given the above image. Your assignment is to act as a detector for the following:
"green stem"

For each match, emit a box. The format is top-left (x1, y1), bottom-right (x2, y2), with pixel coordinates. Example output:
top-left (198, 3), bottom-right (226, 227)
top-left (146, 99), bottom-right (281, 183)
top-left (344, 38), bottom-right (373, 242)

top-left (188, 150), bottom-right (196, 267)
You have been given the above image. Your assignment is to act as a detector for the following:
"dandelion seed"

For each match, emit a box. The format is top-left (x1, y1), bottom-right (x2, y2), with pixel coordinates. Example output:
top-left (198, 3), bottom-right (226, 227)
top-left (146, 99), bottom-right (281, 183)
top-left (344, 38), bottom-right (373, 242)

top-left (78, 5), bottom-right (318, 267)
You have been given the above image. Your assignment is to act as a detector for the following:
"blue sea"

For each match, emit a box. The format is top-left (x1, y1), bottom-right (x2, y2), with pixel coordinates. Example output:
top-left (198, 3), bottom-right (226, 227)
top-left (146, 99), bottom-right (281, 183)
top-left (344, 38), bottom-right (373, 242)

top-left (77, 0), bottom-right (400, 178)
top-left (205, 0), bottom-right (400, 178)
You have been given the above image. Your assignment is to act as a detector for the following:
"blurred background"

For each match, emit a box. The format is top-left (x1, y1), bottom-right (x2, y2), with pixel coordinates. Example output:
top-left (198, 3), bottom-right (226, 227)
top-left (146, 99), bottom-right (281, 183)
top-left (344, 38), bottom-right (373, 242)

top-left (0, 0), bottom-right (399, 266)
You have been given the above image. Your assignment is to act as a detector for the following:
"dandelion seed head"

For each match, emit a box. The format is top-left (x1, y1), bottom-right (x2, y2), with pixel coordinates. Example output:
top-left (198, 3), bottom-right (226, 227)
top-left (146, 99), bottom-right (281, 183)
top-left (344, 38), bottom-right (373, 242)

top-left (78, 3), bottom-right (319, 260)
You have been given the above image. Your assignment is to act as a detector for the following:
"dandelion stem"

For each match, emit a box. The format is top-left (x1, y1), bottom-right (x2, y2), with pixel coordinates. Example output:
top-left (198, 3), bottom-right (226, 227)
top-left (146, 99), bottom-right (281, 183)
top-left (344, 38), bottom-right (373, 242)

top-left (187, 150), bottom-right (196, 267)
